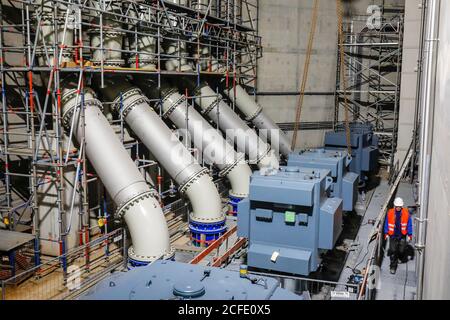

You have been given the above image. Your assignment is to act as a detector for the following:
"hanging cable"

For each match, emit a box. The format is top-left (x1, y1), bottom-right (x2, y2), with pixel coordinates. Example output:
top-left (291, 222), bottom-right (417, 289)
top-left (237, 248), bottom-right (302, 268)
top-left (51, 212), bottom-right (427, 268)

top-left (291, 0), bottom-right (319, 150)
top-left (336, 0), bottom-right (352, 155)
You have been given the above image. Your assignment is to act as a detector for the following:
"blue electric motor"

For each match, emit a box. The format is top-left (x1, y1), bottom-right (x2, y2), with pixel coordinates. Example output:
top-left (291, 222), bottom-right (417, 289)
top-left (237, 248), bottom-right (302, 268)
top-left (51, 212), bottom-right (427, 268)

top-left (288, 148), bottom-right (359, 211)
top-left (324, 122), bottom-right (379, 185)
top-left (238, 167), bottom-right (343, 276)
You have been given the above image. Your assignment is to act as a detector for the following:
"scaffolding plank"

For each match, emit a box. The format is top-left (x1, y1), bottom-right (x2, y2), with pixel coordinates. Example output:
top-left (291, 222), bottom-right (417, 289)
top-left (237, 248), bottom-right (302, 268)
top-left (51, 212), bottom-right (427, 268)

top-left (0, 230), bottom-right (35, 252)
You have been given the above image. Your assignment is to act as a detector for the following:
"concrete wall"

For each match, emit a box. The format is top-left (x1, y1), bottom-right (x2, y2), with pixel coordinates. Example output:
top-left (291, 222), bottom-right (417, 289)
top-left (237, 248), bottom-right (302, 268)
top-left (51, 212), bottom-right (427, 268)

top-left (395, 1), bottom-right (422, 167)
top-left (256, 0), bottom-right (338, 149)
top-left (256, 0), bottom-right (405, 150)
top-left (422, 0), bottom-right (450, 300)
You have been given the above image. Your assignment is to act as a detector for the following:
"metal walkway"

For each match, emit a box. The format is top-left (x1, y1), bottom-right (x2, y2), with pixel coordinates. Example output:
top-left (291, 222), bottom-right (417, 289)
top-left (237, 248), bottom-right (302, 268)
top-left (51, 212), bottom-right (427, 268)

top-left (375, 182), bottom-right (417, 300)
top-left (335, 180), bottom-right (390, 298)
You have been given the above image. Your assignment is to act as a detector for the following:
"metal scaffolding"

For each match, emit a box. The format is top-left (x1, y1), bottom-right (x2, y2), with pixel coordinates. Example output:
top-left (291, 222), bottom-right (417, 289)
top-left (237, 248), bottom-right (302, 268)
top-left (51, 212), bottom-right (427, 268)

top-left (0, 0), bottom-right (259, 267)
top-left (334, 6), bottom-right (404, 170)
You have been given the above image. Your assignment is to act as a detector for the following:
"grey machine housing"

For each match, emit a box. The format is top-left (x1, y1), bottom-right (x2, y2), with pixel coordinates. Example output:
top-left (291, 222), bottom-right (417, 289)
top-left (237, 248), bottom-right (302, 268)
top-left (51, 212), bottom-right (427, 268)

top-left (324, 122), bottom-right (379, 182)
top-left (79, 260), bottom-right (303, 300)
top-left (238, 167), bottom-right (343, 276)
top-left (287, 148), bottom-right (359, 211)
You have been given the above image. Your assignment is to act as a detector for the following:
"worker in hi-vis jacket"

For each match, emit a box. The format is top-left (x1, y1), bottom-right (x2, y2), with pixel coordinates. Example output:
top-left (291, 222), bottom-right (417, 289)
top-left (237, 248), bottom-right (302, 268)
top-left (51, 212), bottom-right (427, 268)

top-left (384, 197), bottom-right (413, 274)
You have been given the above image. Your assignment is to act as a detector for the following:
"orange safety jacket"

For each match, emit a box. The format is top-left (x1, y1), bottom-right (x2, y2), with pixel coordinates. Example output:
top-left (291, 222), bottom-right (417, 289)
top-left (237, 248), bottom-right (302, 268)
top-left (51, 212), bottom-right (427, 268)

top-left (387, 208), bottom-right (409, 236)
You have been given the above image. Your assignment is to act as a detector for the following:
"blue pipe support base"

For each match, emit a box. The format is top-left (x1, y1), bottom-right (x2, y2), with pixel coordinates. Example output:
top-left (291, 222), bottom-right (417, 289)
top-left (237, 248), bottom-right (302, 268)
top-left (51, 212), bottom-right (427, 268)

top-left (128, 257), bottom-right (151, 270)
top-left (228, 195), bottom-right (244, 216)
top-left (189, 220), bottom-right (227, 247)
top-left (128, 258), bottom-right (150, 267)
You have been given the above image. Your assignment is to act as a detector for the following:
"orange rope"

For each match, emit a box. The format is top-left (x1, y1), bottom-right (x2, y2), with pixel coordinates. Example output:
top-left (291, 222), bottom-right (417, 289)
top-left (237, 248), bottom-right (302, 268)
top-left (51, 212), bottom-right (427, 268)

top-left (336, 0), bottom-right (352, 154)
top-left (291, 0), bottom-right (319, 150)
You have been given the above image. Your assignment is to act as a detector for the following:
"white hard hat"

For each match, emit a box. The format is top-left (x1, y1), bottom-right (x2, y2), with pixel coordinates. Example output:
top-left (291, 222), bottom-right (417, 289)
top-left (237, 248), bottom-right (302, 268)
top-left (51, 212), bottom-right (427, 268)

top-left (394, 197), bottom-right (404, 207)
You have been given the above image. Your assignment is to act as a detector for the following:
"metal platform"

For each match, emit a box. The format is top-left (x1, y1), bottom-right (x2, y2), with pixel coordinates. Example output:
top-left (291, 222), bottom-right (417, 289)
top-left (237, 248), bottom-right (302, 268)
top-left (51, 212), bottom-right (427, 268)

top-left (0, 230), bottom-right (35, 253)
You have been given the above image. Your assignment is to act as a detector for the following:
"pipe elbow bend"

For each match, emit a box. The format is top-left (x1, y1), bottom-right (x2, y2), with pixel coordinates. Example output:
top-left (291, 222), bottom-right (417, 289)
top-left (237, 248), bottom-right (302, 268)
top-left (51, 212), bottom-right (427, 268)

top-left (184, 173), bottom-right (224, 224)
top-left (226, 163), bottom-right (252, 198)
top-left (121, 194), bottom-right (174, 263)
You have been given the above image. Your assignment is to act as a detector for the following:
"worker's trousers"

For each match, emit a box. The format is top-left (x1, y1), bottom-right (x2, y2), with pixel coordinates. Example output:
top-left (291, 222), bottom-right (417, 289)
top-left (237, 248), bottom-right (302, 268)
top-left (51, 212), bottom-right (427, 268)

top-left (388, 236), bottom-right (407, 269)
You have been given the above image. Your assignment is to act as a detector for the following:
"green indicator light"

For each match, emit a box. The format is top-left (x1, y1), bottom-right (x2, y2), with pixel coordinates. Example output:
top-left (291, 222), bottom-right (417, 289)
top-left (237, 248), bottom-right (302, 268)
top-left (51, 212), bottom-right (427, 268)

top-left (285, 211), bottom-right (296, 223)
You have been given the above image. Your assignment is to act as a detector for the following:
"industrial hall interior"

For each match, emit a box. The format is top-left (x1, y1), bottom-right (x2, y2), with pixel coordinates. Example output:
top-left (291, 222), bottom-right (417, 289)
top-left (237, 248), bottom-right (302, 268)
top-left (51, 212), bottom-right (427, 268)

top-left (0, 0), bottom-right (448, 301)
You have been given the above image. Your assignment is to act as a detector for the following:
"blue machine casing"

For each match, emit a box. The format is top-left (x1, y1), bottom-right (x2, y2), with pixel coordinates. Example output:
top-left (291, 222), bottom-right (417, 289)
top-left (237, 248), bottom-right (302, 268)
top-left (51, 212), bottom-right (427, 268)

top-left (287, 149), bottom-right (359, 211)
top-left (238, 167), bottom-right (343, 276)
top-left (79, 260), bottom-right (302, 300)
top-left (324, 123), bottom-right (379, 181)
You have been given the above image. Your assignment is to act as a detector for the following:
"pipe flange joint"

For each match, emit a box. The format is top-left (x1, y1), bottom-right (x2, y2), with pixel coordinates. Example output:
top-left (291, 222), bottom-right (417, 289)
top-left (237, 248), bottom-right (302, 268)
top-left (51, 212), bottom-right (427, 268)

top-left (127, 56), bottom-right (157, 66)
top-left (245, 104), bottom-right (263, 122)
top-left (189, 218), bottom-right (227, 247)
top-left (218, 152), bottom-right (246, 178)
top-left (229, 191), bottom-right (248, 200)
top-left (227, 194), bottom-right (245, 216)
top-left (34, 11), bottom-right (67, 22)
top-left (161, 89), bottom-right (185, 119)
top-left (128, 245), bottom-right (176, 265)
top-left (35, 48), bottom-right (73, 58)
top-left (111, 87), bottom-right (142, 108)
top-left (189, 212), bottom-right (226, 224)
top-left (192, 83), bottom-right (209, 96)
top-left (255, 145), bottom-right (272, 164)
top-left (61, 89), bottom-right (103, 130)
top-left (178, 168), bottom-right (209, 194)
top-left (111, 87), bottom-right (149, 118)
top-left (160, 87), bottom-right (180, 101)
top-left (115, 190), bottom-right (159, 219)
top-left (88, 28), bottom-right (126, 37)
top-left (91, 59), bottom-right (125, 67)
top-left (201, 96), bottom-right (223, 116)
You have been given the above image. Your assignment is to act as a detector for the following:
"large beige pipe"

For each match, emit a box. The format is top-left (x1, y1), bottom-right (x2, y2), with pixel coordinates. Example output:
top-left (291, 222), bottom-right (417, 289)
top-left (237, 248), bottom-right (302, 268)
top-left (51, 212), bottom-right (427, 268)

top-left (194, 83), bottom-right (280, 171)
top-left (61, 86), bottom-right (173, 264)
top-left (150, 86), bottom-right (252, 199)
top-left (101, 79), bottom-right (226, 246)
top-left (225, 85), bottom-right (292, 157)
